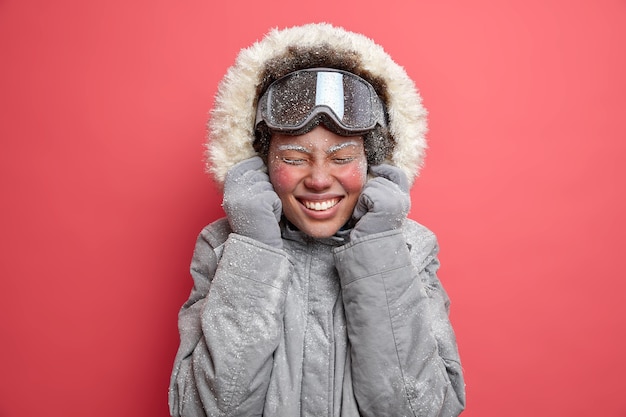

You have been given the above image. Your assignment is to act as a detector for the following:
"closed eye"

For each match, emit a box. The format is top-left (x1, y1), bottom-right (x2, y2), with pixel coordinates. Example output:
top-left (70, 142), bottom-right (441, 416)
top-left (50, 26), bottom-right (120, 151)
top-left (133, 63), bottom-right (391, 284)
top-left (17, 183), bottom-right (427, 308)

top-left (333, 157), bottom-right (355, 164)
top-left (282, 157), bottom-right (306, 165)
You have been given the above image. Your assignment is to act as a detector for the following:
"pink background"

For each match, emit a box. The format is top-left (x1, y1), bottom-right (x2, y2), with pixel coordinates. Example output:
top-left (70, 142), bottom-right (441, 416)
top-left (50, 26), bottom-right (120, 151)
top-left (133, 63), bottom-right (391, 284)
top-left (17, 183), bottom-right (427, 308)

top-left (1, 0), bottom-right (625, 416)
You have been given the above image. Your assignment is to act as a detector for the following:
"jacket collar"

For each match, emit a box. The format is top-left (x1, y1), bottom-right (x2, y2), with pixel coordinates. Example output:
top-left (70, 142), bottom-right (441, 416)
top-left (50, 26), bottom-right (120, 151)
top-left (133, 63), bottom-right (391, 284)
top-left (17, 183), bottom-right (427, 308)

top-left (281, 219), bottom-right (351, 247)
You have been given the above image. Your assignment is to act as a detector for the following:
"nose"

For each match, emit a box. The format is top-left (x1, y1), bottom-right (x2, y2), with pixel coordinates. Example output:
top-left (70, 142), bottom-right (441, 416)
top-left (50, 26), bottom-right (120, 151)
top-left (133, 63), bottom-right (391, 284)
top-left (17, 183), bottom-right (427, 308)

top-left (304, 162), bottom-right (333, 190)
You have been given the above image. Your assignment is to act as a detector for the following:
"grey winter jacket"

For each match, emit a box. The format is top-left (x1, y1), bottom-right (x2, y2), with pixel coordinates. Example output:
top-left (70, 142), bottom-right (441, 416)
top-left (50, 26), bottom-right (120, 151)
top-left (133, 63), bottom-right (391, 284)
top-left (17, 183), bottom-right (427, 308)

top-left (170, 23), bottom-right (465, 416)
top-left (169, 218), bottom-right (465, 416)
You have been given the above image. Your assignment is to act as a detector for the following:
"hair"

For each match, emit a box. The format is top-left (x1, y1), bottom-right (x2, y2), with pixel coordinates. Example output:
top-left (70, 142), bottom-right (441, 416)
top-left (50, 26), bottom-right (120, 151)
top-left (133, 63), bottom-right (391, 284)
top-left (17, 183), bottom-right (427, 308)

top-left (252, 44), bottom-right (395, 166)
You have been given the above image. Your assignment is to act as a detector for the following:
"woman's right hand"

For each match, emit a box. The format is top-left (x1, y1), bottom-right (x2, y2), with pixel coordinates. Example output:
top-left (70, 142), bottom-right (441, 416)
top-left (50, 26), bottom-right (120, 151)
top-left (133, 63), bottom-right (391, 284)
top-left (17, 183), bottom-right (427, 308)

top-left (223, 156), bottom-right (283, 248)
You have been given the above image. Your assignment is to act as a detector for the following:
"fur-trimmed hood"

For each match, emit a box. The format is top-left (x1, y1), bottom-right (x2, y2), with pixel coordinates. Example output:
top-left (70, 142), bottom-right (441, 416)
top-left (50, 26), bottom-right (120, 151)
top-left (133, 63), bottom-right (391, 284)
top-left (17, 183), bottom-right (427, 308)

top-left (207, 23), bottom-right (428, 187)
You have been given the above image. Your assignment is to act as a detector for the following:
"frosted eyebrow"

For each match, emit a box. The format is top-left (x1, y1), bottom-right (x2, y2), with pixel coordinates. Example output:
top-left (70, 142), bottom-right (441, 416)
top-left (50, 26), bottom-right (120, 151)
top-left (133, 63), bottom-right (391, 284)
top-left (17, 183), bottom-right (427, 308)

top-left (326, 141), bottom-right (360, 154)
top-left (276, 144), bottom-right (311, 153)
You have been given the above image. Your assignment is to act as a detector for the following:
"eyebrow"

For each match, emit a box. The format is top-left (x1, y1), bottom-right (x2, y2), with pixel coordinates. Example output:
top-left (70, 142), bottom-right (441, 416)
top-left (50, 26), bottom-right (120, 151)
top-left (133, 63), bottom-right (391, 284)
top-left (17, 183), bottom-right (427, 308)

top-left (326, 141), bottom-right (360, 154)
top-left (276, 141), bottom-right (360, 154)
top-left (276, 144), bottom-right (311, 153)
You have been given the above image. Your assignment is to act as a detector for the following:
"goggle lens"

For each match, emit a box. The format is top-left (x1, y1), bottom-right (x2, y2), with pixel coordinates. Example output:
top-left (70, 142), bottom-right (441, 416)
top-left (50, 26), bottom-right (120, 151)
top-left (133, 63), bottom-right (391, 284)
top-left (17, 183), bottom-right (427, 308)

top-left (256, 68), bottom-right (385, 135)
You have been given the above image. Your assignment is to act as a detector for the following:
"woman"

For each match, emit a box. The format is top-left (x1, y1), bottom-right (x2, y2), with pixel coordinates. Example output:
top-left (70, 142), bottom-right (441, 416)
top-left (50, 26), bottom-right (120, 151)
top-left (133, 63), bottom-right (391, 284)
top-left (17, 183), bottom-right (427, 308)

top-left (169, 23), bottom-right (465, 417)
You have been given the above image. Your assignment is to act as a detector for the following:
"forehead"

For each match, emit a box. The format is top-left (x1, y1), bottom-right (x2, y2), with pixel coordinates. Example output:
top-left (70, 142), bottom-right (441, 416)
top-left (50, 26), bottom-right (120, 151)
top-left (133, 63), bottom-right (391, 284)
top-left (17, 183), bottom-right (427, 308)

top-left (270, 129), bottom-right (364, 152)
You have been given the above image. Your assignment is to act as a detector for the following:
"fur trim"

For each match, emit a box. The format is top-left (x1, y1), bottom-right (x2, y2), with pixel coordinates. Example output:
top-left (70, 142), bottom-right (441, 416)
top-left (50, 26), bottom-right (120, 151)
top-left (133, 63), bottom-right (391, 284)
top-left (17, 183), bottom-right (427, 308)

top-left (207, 23), bottom-right (427, 186)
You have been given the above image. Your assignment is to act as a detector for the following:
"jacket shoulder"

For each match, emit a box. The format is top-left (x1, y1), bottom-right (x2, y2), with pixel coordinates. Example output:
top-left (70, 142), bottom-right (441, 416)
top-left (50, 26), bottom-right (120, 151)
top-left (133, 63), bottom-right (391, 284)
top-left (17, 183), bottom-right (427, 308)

top-left (401, 219), bottom-right (440, 268)
top-left (402, 219), bottom-right (437, 246)
top-left (198, 217), bottom-right (232, 248)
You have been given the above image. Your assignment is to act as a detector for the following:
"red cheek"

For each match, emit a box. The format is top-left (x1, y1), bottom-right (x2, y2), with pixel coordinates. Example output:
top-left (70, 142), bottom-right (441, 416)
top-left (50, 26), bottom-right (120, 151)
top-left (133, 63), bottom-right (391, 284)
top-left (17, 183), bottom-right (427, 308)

top-left (269, 164), bottom-right (294, 191)
top-left (336, 164), bottom-right (367, 192)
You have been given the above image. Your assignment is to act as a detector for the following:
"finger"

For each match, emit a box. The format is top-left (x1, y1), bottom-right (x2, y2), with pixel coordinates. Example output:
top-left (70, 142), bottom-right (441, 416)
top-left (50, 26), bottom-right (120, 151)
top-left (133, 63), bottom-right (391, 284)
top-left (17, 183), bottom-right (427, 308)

top-left (369, 164), bottom-right (409, 193)
top-left (352, 191), bottom-right (373, 220)
top-left (271, 195), bottom-right (283, 222)
top-left (225, 156), bottom-right (265, 183)
top-left (240, 168), bottom-right (270, 185)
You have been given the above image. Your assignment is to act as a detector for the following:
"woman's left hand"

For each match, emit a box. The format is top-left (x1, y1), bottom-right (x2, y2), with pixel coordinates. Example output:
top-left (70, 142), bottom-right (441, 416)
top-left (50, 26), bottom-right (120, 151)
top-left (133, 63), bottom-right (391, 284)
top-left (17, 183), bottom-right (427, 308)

top-left (351, 164), bottom-right (411, 239)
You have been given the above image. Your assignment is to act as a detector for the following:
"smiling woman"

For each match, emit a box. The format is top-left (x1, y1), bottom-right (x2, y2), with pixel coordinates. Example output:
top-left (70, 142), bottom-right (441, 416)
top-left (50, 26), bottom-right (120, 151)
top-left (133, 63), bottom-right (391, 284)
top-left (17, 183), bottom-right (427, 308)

top-left (168, 23), bottom-right (465, 417)
top-left (268, 127), bottom-right (368, 238)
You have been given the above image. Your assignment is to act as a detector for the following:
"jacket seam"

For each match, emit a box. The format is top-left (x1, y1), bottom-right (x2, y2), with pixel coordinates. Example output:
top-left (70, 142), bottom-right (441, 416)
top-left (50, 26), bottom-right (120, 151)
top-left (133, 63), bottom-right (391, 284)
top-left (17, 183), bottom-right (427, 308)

top-left (299, 248), bottom-right (313, 415)
top-left (380, 271), bottom-right (418, 416)
top-left (229, 272), bottom-right (288, 293)
top-left (215, 290), bottom-right (256, 415)
top-left (341, 262), bottom-right (411, 288)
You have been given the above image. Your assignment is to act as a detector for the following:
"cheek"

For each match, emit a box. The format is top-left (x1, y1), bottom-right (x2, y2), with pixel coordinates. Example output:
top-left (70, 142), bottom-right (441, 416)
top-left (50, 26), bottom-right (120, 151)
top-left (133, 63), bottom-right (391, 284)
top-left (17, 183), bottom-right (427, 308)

top-left (338, 160), bottom-right (368, 192)
top-left (268, 163), bottom-right (295, 194)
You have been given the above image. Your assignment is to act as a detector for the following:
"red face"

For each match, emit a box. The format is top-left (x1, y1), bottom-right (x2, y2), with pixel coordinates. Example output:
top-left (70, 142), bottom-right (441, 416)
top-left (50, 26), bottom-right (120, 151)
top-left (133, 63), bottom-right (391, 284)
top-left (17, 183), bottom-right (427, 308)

top-left (268, 125), bottom-right (368, 238)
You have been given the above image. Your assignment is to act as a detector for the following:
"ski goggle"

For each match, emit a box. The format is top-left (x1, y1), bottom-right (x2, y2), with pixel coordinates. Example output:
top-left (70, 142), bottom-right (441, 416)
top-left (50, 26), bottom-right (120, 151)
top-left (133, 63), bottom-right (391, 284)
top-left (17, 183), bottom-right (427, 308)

top-left (255, 68), bottom-right (387, 136)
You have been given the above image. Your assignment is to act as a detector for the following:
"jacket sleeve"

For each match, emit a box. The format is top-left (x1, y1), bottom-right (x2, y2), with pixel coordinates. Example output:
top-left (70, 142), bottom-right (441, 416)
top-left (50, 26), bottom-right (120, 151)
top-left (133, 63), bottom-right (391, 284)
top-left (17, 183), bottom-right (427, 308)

top-left (334, 226), bottom-right (466, 417)
top-left (169, 225), bottom-right (292, 417)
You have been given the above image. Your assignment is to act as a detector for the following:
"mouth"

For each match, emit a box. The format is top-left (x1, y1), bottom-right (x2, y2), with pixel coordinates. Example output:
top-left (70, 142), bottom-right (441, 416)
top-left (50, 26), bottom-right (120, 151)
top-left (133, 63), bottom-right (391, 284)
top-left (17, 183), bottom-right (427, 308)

top-left (300, 198), bottom-right (340, 211)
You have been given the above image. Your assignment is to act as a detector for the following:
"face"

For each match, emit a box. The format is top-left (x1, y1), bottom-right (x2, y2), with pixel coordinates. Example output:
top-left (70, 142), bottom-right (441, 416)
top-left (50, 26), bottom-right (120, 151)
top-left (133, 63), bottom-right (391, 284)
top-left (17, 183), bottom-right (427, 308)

top-left (268, 125), bottom-right (368, 238)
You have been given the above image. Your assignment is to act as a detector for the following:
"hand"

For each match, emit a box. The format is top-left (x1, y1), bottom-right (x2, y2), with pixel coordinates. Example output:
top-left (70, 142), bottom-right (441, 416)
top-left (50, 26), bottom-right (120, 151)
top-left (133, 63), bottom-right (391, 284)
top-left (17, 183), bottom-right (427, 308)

top-left (351, 164), bottom-right (410, 240)
top-left (223, 156), bottom-right (283, 248)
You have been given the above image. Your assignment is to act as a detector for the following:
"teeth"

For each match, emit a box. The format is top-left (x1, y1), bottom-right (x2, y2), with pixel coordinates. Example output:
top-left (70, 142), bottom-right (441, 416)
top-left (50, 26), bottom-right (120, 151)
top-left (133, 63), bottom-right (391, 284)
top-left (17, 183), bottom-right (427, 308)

top-left (303, 199), bottom-right (338, 211)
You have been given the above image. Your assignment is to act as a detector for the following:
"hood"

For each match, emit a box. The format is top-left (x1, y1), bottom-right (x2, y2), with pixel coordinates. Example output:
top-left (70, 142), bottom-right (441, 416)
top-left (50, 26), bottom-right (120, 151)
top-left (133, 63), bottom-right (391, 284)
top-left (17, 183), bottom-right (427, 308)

top-left (206, 23), bottom-right (428, 187)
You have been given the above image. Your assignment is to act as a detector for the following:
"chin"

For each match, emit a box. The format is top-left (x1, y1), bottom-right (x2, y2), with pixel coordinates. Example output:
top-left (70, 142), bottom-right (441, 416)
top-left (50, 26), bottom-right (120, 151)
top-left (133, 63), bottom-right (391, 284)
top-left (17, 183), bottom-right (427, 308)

top-left (299, 221), bottom-right (344, 239)
top-left (306, 229), bottom-right (337, 239)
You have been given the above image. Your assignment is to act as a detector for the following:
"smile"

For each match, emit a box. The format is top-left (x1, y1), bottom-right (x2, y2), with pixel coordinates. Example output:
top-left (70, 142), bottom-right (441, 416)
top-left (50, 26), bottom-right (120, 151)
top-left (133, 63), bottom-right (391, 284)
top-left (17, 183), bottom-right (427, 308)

top-left (301, 198), bottom-right (340, 211)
